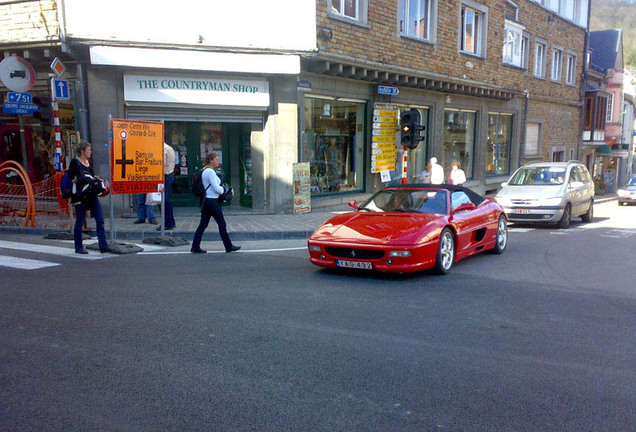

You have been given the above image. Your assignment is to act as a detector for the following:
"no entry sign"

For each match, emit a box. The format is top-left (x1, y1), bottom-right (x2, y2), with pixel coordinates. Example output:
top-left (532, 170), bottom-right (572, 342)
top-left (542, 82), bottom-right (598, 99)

top-left (110, 119), bottom-right (164, 194)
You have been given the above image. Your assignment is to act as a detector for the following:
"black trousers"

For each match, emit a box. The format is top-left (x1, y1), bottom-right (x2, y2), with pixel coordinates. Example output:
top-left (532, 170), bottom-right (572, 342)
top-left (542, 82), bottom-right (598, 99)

top-left (192, 198), bottom-right (232, 251)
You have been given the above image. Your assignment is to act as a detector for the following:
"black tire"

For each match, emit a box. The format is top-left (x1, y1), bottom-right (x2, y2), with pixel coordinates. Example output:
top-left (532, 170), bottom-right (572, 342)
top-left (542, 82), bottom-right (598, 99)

top-left (581, 199), bottom-right (594, 223)
top-left (433, 228), bottom-right (455, 275)
top-left (490, 215), bottom-right (508, 254)
top-left (558, 204), bottom-right (571, 229)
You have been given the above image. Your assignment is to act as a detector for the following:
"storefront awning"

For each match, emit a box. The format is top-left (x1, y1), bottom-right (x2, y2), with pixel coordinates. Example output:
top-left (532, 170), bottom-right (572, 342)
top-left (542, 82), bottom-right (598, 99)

top-left (596, 144), bottom-right (613, 155)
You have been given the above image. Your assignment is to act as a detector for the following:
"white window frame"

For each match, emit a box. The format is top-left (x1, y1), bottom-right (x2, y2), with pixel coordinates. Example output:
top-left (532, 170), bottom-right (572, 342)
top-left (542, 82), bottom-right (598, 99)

top-left (328, 0), bottom-right (368, 25)
top-left (606, 93), bottom-right (614, 123)
top-left (534, 39), bottom-right (547, 78)
top-left (521, 33), bottom-right (530, 70)
top-left (503, 19), bottom-right (525, 67)
top-left (459, 1), bottom-right (488, 58)
top-left (565, 51), bottom-right (577, 86)
top-left (505, 0), bottom-right (518, 20)
top-left (551, 46), bottom-right (563, 82)
top-left (399, 0), bottom-right (433, 41)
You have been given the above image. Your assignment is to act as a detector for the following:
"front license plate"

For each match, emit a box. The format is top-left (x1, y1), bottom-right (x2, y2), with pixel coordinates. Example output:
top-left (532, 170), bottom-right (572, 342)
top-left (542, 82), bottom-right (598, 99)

top-left (512, 208), bottom-right (531, 214)
top-left (336, 260), bottom-right (372, 270)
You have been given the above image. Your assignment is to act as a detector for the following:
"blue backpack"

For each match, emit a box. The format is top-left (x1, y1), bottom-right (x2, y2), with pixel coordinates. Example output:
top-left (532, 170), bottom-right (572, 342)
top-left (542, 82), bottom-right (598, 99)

top-left (60, 170), bottom-right (73, 199)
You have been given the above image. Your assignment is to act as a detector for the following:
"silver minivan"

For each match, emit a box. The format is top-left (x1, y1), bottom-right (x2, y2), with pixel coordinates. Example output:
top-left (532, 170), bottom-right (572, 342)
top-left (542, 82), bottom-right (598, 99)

top-left (495, 161), bottom-right (594, 229)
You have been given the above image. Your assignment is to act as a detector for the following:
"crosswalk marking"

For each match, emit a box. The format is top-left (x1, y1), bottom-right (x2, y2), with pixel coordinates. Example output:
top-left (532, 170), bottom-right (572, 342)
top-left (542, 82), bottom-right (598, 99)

top-left (0, 240), bottom-right (109, 261)
top-left (0, 256), bottom-right (60, 270)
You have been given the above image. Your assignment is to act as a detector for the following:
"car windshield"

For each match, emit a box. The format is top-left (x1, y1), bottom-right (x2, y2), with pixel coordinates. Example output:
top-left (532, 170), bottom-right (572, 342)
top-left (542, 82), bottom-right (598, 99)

top-left (508, 167), bottom-right (566, 185)
top-left (627, 177), bottom-right (636, 186)
top-left (360, 189), bottom-right (449, 214)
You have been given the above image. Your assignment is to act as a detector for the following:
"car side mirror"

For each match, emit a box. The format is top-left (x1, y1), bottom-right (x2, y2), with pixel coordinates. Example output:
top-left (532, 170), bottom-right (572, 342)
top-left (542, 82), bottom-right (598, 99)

top-left (452, 202), bottom-right (476, 213)
top-left (348, 200), bottom-right (359, 211)
top-left (501, 182), bottom-right (508, 187)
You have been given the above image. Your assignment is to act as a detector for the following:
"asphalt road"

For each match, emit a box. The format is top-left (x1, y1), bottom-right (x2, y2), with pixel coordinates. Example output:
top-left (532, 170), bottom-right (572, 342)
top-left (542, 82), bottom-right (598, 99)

top-left (1, 201), bottom-right (635, 431)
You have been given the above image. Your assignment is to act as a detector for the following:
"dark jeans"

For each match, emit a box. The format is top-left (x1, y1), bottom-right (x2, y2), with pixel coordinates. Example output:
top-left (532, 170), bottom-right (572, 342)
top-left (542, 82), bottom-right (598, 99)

top-left (74, 195), bottom-right (108, 251)
top-left (136, 194), bottom-right (156, 222)
top-left (192, 198), bottom-right (233, 251)
top-left (164, 172), bottom-right (176, 228)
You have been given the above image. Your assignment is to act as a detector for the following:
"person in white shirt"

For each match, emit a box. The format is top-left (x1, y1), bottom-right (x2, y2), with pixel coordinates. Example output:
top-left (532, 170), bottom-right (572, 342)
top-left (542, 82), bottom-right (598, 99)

top-left (448, 162), bottom-right (467, 185)
top-left (430, 157), bottom-right (445, 185)
top-left (191, 152), bottom-right (240, 254)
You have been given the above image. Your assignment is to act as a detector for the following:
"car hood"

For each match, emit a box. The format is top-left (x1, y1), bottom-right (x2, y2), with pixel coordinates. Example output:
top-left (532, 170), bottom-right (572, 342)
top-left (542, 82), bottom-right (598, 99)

top-left (619, 185), bottom-right (636, 192)
top-left (496, 184), bottom-right (565, 200)
top-left (310, 212), bottom-right (443, 245)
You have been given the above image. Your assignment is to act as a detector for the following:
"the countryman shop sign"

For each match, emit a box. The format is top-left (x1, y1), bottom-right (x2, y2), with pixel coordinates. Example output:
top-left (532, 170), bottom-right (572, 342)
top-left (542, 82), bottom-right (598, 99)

top-left (124, 74), bottom-right (270, 107)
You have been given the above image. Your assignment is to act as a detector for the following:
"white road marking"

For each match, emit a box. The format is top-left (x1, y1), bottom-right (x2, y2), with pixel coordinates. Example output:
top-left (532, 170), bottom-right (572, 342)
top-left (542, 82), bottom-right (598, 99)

top-left (0, 240), bottom-right (109, 260)
top-left (508, 228), bottom-right (534, 233)
top-left (140, 246), bottom-right (308, 255)
top-left (0, 255), bottom-right (60, 270)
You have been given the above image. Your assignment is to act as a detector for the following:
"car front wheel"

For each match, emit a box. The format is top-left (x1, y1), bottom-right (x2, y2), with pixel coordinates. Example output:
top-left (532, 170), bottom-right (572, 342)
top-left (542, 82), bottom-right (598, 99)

top-left (581, 199), bottom-right (594, 223)
top-left (433, 228), bottom-right (455, 275)
top-left (558, 204), bottom-right (571, 229)
top-left (490, 215), bottom-right (508, 254)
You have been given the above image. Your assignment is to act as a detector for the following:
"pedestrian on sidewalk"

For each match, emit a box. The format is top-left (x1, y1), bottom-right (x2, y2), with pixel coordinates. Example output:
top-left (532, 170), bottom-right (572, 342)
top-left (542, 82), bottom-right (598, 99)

top-left (157, 142), bottom-right (176, 231)
top-left (133, 194), bottom-right (158, 225)
top-left (430, 157), bottom-right (445, 185)
top-left (191, 152), bottom-right (240, 254)
top-left (69, 141), bottom-right (112, 254)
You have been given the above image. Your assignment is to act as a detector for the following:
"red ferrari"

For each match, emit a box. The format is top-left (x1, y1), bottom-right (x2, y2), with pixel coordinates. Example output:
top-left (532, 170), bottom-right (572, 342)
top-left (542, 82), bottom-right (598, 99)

top-left (308, 185), bottom-right (508, 274)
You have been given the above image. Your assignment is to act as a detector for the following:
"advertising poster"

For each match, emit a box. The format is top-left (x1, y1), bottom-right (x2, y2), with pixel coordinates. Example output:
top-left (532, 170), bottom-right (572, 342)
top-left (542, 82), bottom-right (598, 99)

top-left (293, 162), bottom-right (311, 214)
top-left (371, 103), bottom-right (398, 173)
top-left (110, 119), bottom-right (164, 194)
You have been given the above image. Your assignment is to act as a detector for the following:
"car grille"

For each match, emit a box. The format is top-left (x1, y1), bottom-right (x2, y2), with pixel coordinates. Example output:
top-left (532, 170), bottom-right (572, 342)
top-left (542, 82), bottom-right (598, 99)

top-left (510, 198), bottom-right (538, 205)
top-left (510, 213), bottom-right (545, 220)
top-left (325, 247), bottom-right (385, 259)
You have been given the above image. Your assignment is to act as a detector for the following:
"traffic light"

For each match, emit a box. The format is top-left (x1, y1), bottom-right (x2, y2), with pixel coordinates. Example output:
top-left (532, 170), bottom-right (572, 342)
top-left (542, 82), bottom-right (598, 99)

top-left (400, 108), bottom-right (425, 149)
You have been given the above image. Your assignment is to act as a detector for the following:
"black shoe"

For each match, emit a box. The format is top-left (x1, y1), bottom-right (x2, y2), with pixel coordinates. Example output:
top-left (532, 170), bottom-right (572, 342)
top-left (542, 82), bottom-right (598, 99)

top-left (133, 220), bottom-right (145, 224)
top-left (100, 247), bottom-right (114, 253)
top-left (149, 220), bottom-right (159, 225)
top-left (226, 245), bottom-right (241, 253)
top-left (191, 248), bottom-right (207, 254)
top-left (75, 248), bottom-right (89, 254)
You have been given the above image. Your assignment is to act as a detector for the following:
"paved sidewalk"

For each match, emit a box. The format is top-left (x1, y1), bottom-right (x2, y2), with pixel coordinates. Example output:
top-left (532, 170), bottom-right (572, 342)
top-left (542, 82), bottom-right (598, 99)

top-left (0, 193), bottom-right (617, 242)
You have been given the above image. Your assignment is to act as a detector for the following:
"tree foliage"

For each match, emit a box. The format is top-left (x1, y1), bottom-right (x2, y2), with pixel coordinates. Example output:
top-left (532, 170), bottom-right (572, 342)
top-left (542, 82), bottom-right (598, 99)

top-left (591, 0), bottom-right (636, 68)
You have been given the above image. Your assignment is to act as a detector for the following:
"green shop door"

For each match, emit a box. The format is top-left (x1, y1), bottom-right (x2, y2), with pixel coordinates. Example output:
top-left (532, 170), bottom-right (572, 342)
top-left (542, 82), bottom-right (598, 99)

top-left (165, 121), bottom-right (253, 208)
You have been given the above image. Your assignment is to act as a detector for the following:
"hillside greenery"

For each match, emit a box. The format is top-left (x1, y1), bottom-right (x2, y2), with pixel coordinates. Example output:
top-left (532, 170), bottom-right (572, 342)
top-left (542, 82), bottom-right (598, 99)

top-left (590, 0), bottom-right (636, 68)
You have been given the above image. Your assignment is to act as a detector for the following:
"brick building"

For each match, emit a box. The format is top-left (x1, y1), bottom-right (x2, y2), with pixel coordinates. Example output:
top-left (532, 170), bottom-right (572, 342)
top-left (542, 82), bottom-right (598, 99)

top-left (1, 0), bottom-right (590, 212)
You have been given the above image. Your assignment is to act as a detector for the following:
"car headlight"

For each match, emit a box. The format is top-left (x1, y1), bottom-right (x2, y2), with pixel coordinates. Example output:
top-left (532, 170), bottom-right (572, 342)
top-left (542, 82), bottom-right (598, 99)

top-left (617, 189), bottom-right (630, 197)
top-left (538, 197), bottom-right (563, 206)
top-left (389, 250), bottom-right (412, 257)
top-left (308, 244), bottom-right (321, 252)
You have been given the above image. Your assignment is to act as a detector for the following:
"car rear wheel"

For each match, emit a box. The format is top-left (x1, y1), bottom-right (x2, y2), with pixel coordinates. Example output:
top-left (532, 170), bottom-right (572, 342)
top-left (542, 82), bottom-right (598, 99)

top-left (558, 204), bottom-right (571, 229)
top-left (581, 199), bottom-right (594, 223)
top-left (433, 228), bottom-right (455, 275)
top-left (490, 215), bottom-right (508, 254)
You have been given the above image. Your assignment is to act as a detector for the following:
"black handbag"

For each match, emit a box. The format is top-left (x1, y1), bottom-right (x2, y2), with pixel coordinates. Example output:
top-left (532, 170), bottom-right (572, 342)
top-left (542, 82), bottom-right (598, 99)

top-left (220, 184), bottom-right (234, 203)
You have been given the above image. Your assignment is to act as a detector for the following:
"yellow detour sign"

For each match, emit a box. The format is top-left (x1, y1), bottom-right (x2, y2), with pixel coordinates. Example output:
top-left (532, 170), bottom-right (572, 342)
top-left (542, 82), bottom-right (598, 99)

top-left (110, 119), bottom-right (164, 194)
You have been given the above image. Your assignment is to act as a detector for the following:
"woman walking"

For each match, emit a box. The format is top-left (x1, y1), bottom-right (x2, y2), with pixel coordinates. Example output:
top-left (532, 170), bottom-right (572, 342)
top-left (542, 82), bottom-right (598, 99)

top-left (191, 152), bottom-right (240, 254)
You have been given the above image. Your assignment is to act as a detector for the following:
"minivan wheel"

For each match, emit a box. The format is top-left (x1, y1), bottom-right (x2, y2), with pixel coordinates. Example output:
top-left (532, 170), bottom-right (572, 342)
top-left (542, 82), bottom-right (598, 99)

top-left (581, 199), bottom-right (594, 223)
top-left (558, 204), bottom-right (571, 229)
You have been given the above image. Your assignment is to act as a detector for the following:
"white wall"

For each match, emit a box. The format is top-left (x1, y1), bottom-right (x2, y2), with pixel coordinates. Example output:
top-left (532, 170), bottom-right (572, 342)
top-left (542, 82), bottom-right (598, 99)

top-left (61, 0), bottom-right (316, 52)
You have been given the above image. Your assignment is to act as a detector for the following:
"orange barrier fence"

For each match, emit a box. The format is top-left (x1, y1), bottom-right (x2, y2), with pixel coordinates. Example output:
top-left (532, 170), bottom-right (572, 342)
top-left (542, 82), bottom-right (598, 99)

top-left (0, 161), bottom-right (72, 228)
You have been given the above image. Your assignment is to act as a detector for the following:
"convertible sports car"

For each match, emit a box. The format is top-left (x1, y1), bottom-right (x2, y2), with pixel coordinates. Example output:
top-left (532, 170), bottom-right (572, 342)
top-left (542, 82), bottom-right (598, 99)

top-left (308, 185), bottom-right (508, 274)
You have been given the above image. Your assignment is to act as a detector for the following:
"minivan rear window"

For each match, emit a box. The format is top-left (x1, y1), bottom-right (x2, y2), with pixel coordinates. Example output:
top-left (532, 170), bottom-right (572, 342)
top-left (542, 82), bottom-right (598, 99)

top-left (508, 167), bottom-right (566, 185)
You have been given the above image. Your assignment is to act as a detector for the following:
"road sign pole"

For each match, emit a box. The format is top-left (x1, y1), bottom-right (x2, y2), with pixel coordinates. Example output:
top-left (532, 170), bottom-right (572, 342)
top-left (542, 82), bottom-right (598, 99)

top-left (52, 100), bottom-right (62, 171)
top-left (401, 147), bottom-right (409, 184)
top-left (18, 115), bottom-right (29, 175)
top-left (108, 116), bottom-right (115, 245)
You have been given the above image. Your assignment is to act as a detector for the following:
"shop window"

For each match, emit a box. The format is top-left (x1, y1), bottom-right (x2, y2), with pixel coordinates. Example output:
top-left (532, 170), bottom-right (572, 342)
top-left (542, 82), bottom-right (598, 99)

top-left (487, 113), bottom-right (513, 176)
top-left (301, 97), bottom-right (365, 195)
top-left (443, 109), bottom-right (476, 180)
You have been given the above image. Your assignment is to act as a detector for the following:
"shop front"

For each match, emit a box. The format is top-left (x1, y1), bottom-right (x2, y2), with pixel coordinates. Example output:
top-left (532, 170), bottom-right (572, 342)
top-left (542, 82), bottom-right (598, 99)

top-left (123, 73), bottom-right (266, 208)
